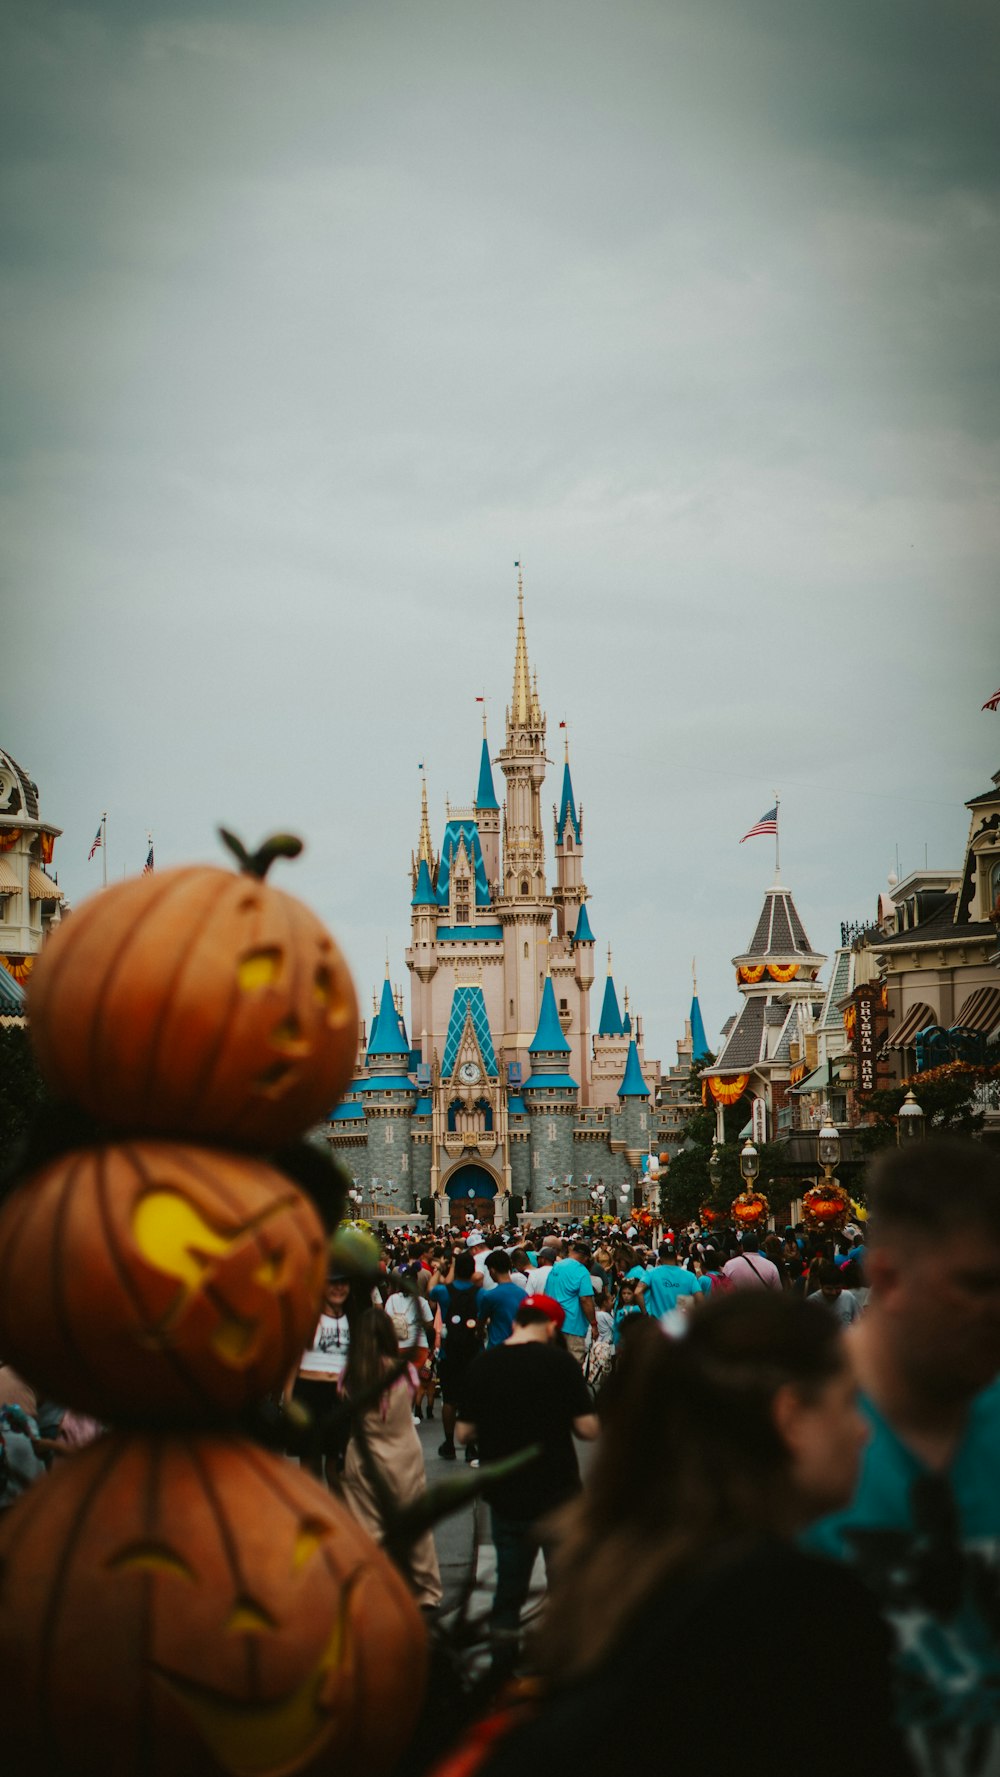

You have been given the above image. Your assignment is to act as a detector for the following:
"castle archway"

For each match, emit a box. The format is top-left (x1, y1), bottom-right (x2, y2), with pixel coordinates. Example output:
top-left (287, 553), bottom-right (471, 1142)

top-left (443, 1163), bottom-right (499, 1228)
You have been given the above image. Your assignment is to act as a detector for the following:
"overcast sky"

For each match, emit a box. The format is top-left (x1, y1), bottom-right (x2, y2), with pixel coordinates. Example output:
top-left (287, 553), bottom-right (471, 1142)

top-left (5, 0), bottom-right (1000, 1067)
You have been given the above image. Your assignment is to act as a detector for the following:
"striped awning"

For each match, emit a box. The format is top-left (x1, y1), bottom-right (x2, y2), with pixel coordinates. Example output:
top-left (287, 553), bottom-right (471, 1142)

top-left (0, 857), bottom-right (19, 894)
top-left (955, 985), bottom-right (1000, 1037)
top-left (886, 1001), bottom-right (937, 1050)
top-left (28, 863), bottom-right (62, 901)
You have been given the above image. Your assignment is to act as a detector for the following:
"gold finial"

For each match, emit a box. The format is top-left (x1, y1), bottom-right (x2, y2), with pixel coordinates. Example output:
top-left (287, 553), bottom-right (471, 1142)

top-left (563, 722), bottom-right (570, 762)
top-left (384, 948), bottom-right (390, 979)
top-left (624, 987), bottom-right (630, 1012)
top-left (511, 562), bottom-right (532, 726)
top-left (607, 943), bottom-right (613, 976)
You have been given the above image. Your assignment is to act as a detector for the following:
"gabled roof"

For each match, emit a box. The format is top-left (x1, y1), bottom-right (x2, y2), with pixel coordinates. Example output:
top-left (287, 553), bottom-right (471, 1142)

top-left (597, 972), bottom-right (624, 1037)
top-left (441, 984), bottom-right (499, 1078)
top-left (712, 997), bottom-right (766, 1071)
top-left (436, 819), bottom-right (491, 908)
top-left (821, 949), bottom-right (853, 1028)
top-left (737, 884), bottom-right (820, 963)
top-left (411, 856), bottom-right (435, 905)
top-left (475, 737), bottom-right (500, 811)
top-left (529, 975), bottom-right (571, 1054)
top-left (689, 992), bottom-right (711, 1061)
top-left (367, 974), bottom-right (410, 1058)
top-left (556, 759), bottom-right (581, 846)
top-left (572, 902), bottom-right (595, 944)
top-left (617, 1040), bottom-right (650, 1099)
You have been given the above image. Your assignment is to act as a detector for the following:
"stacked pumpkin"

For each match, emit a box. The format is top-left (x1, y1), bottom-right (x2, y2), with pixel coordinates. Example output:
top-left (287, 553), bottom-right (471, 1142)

top-left (0, 833), bottom-right (427, 1777)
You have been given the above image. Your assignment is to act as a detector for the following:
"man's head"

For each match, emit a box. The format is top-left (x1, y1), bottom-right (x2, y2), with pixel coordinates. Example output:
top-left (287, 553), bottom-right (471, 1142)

top-left (541, 1234), bottom-right (561, 1253)
top-left (570, 1239), bottom-right (591, 1264)
top-left (657, 1241), bottom-right (676, 1264)
top-left (818, 1261), bottom-right (843, 1299)
top-left (741, 1233), bottom-right (760, 1254)
top-left (453, 1251), bottom-right (477, 1282)
top-left (466, 1231), bottom-right (486, 1252)
top-left (513, 1296), bottom-right (565, 1342)
top-left (864, 1138), bottom-right (1000, 1399)
top-left (486, 1251), bottom-right (512, 1280)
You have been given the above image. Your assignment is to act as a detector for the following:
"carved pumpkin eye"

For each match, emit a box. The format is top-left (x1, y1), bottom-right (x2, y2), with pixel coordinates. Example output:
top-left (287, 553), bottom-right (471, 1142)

top-left (238, 948), bottom-right (283, 991)
top-left (225, 1597), bottom-right (276, 1636)
top-left (293, 1517), bottom-right (331, 1573)
top-left (109, 1542), bottom-right (196, 1582)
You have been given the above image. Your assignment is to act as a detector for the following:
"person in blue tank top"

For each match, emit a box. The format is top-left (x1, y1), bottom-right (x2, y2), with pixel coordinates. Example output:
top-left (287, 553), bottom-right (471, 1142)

top-left (808, 1137), bottom-right (1000, 1777)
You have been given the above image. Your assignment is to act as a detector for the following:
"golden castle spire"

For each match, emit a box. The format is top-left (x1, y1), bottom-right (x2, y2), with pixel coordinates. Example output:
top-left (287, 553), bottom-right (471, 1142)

top-left (511, 562), bottom-right (532, 726)
top-left (417, 771), bottom-right (433, 865)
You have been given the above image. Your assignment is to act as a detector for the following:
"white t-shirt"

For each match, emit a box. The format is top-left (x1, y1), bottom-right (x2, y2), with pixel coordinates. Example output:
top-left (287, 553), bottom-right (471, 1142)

top-left (385, 1291), bottom-right (433, 1346)
top-left (524, 1264), bottom-right (557, 1296)
top-left (300, 1312), bottom-right (350, 1376)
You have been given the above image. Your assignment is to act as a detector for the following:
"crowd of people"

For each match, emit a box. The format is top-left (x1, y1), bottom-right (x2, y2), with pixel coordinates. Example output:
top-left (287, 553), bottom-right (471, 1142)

top-left (4, 1135), bottom-right (1000, 1777)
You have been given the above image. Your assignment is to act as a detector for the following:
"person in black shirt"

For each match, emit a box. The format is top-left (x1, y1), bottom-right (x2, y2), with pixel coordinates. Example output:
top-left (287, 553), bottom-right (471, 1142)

top-left (470, 1294), bottom-right (914, 1777)
top-left (456, 1295), bottom-right (598, 1661)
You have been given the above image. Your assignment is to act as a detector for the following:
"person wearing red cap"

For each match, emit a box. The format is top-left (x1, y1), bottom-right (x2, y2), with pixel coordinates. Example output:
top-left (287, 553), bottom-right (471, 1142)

top-left (456, 1296), bottom-right (598, 1674)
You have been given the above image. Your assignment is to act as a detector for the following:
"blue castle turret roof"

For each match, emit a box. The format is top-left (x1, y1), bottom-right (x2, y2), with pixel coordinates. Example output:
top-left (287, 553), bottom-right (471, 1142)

top-left (572, 902), bottom-right (595, 945)
top-left (556, 758), bottom-right (581, 846)
top-left (528, 975), bottom-right (571, 1055)
top-left (617, 1040), bottom-right (650, 1099)
top-left (475, 737), bottom-right (500, 811)
top-left (598, 972), bottom-right (624, 1037)
top-left (690, 991), bottom-right (711, 1062)
top-left (367, 974), bottom-right (410, 1059)
top-left (411, 856), bottom-right (435, 905)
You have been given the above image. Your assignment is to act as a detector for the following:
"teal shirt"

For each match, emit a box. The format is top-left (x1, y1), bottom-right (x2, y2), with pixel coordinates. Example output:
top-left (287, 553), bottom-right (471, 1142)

top-left (808, 1381), bottom-right (1000, 1776)
top-left (545, 1258), bottom-right (595, 1338)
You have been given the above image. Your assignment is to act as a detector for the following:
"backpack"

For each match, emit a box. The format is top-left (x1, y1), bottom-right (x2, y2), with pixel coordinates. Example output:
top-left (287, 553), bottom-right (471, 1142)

top-left (385, 1293), bottom-right (413, 1348)
top-left (442, 1284), bottom-right (482, 1363)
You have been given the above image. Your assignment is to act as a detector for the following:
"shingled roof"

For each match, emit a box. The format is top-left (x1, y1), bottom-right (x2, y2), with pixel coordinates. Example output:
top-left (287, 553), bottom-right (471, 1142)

top-left (737, 884), bottom-right (818, 963)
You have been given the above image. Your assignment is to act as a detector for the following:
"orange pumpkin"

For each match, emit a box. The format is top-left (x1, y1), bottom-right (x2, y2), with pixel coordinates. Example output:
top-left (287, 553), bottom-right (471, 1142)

top-left (802, 1180), bottom-right (850, 1234)
top-left (28, 833), bottom-right (359, 1146)
top-left (731, 1189), bottom-right (769, 1230)
top-left (0, 1142), bottom-right (326, 1423)
top-left (0, 1432), bottom-right (427, 1777)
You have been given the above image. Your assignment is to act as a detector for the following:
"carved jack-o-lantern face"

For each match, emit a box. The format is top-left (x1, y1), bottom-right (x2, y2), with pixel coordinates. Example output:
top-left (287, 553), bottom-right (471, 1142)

top-left (0, 1142), bottom-right (326, 1424)
top-left (731, 1190), bottom-right (769, 1230)
top-left (0, 1434), bottom-right (427, 1777)
top-left (28, 863), bottom-right (359, 1146)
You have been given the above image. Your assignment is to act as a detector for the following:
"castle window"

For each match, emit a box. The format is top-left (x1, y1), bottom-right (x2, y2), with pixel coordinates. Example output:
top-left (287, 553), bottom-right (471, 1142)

top-left (559, 998), bottom-right (568, 1012)
top-left (521, 879), bottom-right (529, 895)
top-left (567, 836), bottom-right (573, 852)
top-left (548, 1121), bottom-right (557, 1141)
top-left (509, 998), bottom-right (514, 1017)
top-left (385, 1124), bottom-right (394, 1144)
top-left (524, 942), bottom-right (529, 960)
top-left (991, 858), bottom-right (1000, 910)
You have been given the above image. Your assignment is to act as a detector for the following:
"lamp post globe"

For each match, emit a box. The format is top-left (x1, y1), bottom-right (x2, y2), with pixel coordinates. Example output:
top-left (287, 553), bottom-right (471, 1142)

top-left (817, 1115), bottom-right (841, 1180)
top-left (739, 1139), bottom-right (760, 1186)
top-left (897, 1089), bottom-right (926, 1144)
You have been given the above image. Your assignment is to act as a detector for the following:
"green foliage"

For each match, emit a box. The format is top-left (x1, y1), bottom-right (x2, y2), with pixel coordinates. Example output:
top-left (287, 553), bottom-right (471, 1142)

top-left (0, 1025), bottom-right (49, 1162)
top-left (856, 1059), bottom-right (998, 1157)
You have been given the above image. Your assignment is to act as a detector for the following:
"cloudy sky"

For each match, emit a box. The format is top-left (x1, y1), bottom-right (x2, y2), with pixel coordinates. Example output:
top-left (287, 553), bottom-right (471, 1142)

top-left (5, 0), bottom-right (1000, 1066)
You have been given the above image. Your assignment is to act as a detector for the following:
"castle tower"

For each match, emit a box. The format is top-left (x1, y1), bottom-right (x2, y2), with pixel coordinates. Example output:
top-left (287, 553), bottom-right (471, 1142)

top-left (523, 974), bottom-right (578, 1212)
top-left (407, 777), bottom-right (439, 1053)
top-left (495, 573), bottom-right (554, 1067)
top-left (552, 734), bottom-right (586, 940)
top-left (474, 719), bottom-right (501, 891)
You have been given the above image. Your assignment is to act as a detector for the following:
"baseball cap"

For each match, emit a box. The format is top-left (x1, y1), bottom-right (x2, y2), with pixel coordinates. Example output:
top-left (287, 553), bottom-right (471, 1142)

top-left (466, 1232), bottom-right (486, 1249)
top-left (524, 1293), bottom-right (566, 1330)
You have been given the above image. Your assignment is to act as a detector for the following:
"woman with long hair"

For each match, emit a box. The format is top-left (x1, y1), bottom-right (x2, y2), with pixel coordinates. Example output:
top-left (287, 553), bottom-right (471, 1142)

top-left (471, 1293), bottom-right (912, 1776)
top-left (341, 1308), bottom-right (442, 1610)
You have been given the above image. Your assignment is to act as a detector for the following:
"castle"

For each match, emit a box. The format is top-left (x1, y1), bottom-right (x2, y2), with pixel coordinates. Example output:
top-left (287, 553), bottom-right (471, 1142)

top-left (325, 583), bottom-right (667, 1226)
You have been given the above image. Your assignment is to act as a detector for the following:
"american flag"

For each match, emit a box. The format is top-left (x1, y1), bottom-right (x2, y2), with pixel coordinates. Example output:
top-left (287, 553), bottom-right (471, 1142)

top-left (740, 806), bottom-right (778, 843)
top-left (984, 686), bottom-right (1000, 713)
top-left (87, 822), bottom-right (103, 861)
top-left (143, 843), bottom-right (154, 874)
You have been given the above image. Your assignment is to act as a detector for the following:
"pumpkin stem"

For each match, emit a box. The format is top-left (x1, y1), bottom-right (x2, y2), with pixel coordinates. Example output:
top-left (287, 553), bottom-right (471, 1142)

top-left (218, 827), bottom-right (304, 880)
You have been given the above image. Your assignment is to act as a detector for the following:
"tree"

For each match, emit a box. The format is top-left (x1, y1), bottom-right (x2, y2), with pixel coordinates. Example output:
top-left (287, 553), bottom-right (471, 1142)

top-left (0, 1025), bottom-right (49, 1167)
top-left (856, 1054), bottom-right (1000, 1159)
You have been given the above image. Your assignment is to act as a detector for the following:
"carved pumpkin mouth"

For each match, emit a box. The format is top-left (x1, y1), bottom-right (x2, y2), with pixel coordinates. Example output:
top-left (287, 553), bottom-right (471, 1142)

top-left (153, 1582), bottom-right (355, 1777)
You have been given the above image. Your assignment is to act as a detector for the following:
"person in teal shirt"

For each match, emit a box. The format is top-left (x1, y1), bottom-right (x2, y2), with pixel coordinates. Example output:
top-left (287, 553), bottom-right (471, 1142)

top-left (546, 1242), bottom-right (596, 1359)
top-left (637, 1243), bottom-right (703, 1317)
top-left (807, 1138), bottom-right (1000, 1777)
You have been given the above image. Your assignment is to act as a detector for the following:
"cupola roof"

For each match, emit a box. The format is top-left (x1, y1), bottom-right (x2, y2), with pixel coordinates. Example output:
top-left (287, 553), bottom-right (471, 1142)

top-left (528, 974), bottom-right (571, 1055)
top-left (367, 972), bottom-right (411, 1058)
top-left (617, 1040), bottom-right (650, 1099)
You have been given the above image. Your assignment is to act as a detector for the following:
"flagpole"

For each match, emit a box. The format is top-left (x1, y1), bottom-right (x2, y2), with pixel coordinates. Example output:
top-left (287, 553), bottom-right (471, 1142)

top-left (774, 792), bottom-right (780, 878)
top-left (102, 812), bottom-right (107, 890)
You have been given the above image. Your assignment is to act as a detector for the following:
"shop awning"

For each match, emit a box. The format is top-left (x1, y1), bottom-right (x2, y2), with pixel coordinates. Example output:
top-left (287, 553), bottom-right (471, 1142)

top-left (885, 1001), bottom-right (936, 1050)
top-left (0, 857), bottom-right (19, 894)
top-left (28, 863), bottom-right (62, 901)
top-left (955, 985), bottom-right (1000, 1038)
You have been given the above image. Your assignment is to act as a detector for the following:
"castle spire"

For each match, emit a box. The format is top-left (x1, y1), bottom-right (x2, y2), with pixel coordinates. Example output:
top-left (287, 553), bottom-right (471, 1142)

top-left (511, 563), bottom-right (532, 727)
top-left (475, 734), bottom-right (500, 812)
top-left (417, 772), bottom-right (433, 865)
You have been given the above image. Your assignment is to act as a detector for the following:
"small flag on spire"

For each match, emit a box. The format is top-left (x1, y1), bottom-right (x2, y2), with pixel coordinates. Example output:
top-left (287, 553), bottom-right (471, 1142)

top-left (87, 822), bottom-right (103, 861)
top-left (558, 720), bottom-right (566, 728)
top-left (475, 697), bottom-right (484, 703)
top-left (740, 806), bottom-right (778, 843)
top-left (983, 686), bottom-right (1000, 712)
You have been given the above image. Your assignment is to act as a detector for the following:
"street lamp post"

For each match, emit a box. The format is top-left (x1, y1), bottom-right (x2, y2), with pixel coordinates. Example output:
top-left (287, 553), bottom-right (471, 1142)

top-left (803, 1113), bottom-right (850, 1233)
top-left (739, 1139), bottom-right (760, 1188)
top-left (897, 1089), bottom-right (926, 1144)
top-left (817, 1114), bottom-right (841, 1182)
